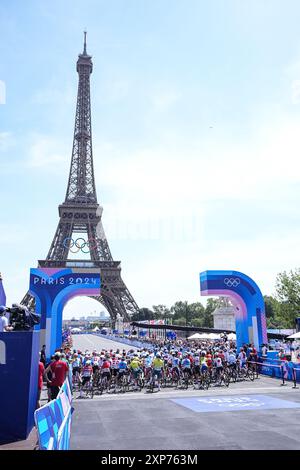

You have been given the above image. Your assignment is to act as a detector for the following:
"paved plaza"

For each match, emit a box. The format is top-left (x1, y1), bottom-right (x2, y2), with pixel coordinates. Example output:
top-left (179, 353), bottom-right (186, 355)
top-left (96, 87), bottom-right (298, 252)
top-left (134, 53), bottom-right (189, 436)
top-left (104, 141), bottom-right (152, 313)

top-left (70, 335), bottom-right (300, 451)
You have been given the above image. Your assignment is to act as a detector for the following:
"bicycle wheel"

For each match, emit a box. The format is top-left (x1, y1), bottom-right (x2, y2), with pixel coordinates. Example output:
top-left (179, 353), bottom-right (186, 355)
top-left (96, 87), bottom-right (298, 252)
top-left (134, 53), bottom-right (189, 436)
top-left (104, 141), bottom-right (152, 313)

top-left (223, 372), bottom-right (230, 387)
top-left (184, 373), bottom-right (189, 390)
top-left (230, 369), bottom-right (238, 383)
top-left (149, 379), bottom-right (154, 393)
top-left (248, 368), bottom-right (255, 381)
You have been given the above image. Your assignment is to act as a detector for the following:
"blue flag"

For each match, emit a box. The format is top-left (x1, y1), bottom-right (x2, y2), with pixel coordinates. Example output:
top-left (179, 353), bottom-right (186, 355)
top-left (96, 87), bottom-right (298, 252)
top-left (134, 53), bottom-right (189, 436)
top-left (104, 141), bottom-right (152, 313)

top-left (0, 275), bottom-right (6, 306)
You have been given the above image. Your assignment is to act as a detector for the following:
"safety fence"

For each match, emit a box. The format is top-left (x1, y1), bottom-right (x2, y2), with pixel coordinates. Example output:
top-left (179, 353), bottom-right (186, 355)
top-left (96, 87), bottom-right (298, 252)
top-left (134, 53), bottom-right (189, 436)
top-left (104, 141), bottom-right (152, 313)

top-left (34, 379), bottom-right (72, 450)
top-left (255, 358), bottom-right (300, 388)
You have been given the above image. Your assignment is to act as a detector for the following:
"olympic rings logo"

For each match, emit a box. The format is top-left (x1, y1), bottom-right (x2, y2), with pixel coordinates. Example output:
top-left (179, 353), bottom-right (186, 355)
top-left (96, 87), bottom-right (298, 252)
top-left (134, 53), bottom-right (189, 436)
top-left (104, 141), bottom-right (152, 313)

top-left (224, 278), bottom-right (240, 288)
top-left (62, 237), bottom-right (98, 254)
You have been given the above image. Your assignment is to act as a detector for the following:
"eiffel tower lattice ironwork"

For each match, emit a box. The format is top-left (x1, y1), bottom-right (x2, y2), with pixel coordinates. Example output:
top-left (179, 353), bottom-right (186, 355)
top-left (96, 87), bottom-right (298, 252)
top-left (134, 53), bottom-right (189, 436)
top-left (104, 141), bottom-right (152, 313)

top-left (22, 33), bottom-right (139, 323)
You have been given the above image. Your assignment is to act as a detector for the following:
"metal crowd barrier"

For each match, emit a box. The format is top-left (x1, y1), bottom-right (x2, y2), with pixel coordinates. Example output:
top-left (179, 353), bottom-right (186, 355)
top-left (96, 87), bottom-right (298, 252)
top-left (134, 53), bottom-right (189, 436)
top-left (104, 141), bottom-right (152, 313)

top-left (34, 379), bottom-right (73, 450)
top-left (90, 332), bottom-right (155, 350)
top-left (254, 359), bottom-right (300, 388)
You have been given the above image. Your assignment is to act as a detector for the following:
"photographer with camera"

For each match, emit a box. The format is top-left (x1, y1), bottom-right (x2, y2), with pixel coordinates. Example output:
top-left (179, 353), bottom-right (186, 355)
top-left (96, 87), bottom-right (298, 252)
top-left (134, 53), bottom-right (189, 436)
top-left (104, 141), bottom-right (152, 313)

top-left (5, 303), bottom-right (41, 331)
top-left (0, 306), bottom-right (13, 332)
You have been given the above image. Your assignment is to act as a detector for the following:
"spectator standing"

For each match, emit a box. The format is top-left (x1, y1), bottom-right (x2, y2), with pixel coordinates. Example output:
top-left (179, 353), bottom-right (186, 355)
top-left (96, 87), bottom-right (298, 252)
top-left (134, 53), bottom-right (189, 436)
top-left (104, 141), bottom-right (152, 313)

top-left (37, 353), bottom-right (45, 408)
top-left (0, 306), bottom-right (13, 332)
top-left (40, 345), bottom-right (46, 366)
top-left (261, 344), bottom-right (268, 358)
top-left (45, 352), bottom-right (69, 400)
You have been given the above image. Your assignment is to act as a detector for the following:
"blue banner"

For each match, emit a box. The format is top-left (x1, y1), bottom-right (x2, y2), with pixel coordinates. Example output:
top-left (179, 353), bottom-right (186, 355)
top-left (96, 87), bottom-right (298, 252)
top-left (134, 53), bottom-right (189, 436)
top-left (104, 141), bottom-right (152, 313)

top-left (0, 331), bottom-right (40, 442)
top-left (35, 379), bottom-right (72, 450)
top-left (0, 277), bottom-right (6, 306)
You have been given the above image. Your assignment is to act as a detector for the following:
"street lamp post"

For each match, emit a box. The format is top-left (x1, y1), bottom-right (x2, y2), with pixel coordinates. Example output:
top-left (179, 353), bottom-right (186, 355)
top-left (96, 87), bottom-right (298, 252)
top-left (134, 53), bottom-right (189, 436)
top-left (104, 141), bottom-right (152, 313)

top-left (185, 303), bottom-right (189, 339)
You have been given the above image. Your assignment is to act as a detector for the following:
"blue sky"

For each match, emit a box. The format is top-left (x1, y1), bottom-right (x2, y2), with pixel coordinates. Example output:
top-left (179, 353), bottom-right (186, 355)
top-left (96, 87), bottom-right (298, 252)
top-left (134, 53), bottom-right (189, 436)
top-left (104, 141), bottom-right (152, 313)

top-left (0, 1), bottom-right (300, 318)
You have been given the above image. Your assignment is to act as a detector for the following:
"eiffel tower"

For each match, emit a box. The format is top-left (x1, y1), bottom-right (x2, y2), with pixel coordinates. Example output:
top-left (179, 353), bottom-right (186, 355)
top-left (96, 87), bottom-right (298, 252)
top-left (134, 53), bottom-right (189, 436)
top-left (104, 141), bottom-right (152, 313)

top-left (22, 33), bottom-right (139, 323)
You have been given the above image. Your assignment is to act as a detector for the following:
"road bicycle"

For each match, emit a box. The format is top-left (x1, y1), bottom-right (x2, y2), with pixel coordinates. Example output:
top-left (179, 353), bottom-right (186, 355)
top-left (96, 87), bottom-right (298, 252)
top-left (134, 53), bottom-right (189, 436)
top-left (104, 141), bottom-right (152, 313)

top-left (78, 377), bottom-right (94, 399)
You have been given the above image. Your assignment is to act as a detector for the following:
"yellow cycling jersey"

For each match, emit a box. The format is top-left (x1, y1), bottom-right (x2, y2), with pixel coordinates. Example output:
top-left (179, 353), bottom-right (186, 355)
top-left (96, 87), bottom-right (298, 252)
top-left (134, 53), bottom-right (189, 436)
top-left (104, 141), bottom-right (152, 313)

top-left (152, 358), bottom-right (164, 369)
top-left (130, 359), bottom-right (141, 370)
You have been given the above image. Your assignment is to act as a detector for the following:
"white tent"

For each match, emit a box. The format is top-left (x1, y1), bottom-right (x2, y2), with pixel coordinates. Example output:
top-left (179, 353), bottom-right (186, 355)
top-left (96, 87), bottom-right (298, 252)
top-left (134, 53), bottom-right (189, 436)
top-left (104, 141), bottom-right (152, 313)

top-left (190, 332), bottom-right (219, 340)
top-left (208, 333), bottom-right (221, 340)
top-left (227, 333), bottom-right (237, 340)
top-left (93, 326), bottom-right (100, 331)
top-left (187, 333), bottom-right (203, 340)
top-left (70, 327), bottom-right (81, 333)
top-left (287, 332), bottom-right (300, 339)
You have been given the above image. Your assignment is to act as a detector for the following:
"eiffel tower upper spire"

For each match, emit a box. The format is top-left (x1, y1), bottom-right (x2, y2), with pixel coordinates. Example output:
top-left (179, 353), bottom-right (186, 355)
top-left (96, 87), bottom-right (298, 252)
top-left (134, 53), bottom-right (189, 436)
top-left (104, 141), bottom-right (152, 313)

top-left (65, 31), bottom-right (97, 204)
top-left (83, 30), bottom-right (87, 55)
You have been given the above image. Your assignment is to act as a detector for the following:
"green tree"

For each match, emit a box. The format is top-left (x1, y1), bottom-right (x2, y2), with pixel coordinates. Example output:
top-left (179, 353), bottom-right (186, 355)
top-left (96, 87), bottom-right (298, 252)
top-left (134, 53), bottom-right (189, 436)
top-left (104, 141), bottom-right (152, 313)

top-left (190, 318), bottom-right (204, 327)
top-left (275, 269), bottom-right (300, 328)
top-left (132, 307), bottom-right (155, 322)
top-left (202, 298), bottom-right (219, 328)
top-left (263, 295), bottom-right (283, 328)
top-left (152, 304), bottom-right (171, 321)
top-left (170, 301), bottom-right (191, 325)
top-left (173, 317), bottom-right (187, 326)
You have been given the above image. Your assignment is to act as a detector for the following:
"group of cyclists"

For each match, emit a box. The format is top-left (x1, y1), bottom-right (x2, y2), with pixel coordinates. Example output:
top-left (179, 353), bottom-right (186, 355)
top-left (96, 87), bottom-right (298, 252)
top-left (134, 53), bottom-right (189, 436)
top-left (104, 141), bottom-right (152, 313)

top-left (65, 342), bottom-right (259, 397)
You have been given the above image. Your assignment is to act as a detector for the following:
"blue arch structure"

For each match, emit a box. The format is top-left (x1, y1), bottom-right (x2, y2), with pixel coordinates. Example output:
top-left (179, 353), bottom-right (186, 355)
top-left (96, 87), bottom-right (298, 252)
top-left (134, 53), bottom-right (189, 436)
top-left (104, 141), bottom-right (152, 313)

top-left (200, 270), bottom-right (268, 351)
top-left (29, 268), bottom-right (101, 356)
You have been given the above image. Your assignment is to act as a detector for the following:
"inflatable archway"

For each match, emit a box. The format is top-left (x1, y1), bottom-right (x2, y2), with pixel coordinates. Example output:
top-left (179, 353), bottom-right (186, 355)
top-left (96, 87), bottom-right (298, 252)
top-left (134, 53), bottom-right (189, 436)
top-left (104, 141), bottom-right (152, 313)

top-left (29, 268), bottom-right (101, 356)
top-left (200, 270), bottom-right (268, 351)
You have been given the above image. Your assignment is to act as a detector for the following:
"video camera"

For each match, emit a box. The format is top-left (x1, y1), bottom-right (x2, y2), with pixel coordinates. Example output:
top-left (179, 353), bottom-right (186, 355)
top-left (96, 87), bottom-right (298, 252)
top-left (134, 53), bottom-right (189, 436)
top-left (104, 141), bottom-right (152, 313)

top-left (6, 303), bottom-right (41, 331)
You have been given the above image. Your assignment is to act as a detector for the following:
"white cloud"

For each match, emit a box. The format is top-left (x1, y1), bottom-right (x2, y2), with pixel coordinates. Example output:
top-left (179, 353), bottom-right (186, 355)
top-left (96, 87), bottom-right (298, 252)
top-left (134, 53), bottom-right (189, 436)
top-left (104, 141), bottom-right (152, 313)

top-left (103, 79), bottom-right (130, 102)
top-left (0, 132), bottom-right (13, 151)
top-left (0, 224), bottom-right (30, 244)
top-left (27, 134), bottom-right (69, 170)
top-left (32, 85), bottom-right (74, 106)
top-left (91, 112), bottom-right (300, 309)
top-left (152, 89), bottom-right (181, 112)
top-left (96, 113), bottom-right (300, 222)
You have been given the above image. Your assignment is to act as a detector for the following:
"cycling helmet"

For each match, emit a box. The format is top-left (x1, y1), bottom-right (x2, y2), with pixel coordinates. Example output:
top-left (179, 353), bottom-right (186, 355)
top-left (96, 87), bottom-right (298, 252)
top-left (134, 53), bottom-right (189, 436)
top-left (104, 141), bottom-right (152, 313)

top-left (86, 360), bottom-right (91, 365)
top-left (0, 306), bottom-right (6, 314)
top-left (156, 352), bottom-right (161, 358)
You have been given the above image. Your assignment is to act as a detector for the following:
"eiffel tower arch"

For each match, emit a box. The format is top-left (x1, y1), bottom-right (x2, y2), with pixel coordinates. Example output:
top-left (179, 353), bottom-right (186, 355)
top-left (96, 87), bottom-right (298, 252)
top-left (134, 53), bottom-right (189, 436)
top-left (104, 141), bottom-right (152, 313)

top-left (22, 33), bottom-right (139, 325)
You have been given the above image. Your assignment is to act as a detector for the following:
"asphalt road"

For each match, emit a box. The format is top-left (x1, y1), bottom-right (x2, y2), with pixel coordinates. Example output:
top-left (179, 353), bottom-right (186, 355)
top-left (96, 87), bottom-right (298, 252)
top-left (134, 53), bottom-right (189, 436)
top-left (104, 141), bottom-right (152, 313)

top-left (70, 335), bottom-right (300, 450)
top-left (72, 334), bottom-right (137, 353)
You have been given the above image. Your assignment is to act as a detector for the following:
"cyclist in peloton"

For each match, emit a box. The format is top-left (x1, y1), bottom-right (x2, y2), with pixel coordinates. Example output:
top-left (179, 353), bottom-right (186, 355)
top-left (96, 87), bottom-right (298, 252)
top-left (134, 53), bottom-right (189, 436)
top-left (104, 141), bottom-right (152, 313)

top-left (194, 351), bottom-right (201, 378)
top-left (129, 353), bottom-right (142, 390)
top-left (238, 347), bottom-right (247, 370)
top-left (152, 352), bottom-right (164, 391)
top-left (72, 352), bottom-right (82, 384)
top-left (117, 355), bottom-right (128, 383)
top-left (91, 350), bottom-right (100, 374)
top-left (214, 351), bottom-right (223, 377)
top-left (200, 352), bottom-right (208, 374)
top-left (79, 360), bottom-right (93, 397)
top-left (101, 353), bottom-right (112, 385)
top-left (111, 353), bottom-right (119, 378)
top-left (181, 353), bottom-right (192, 378)
top-left (143, 352), bottom-right (153, 384)
top-left (171, 351), bottom-right (181, 379)
top-left (228, 349), bottom-right (237, 368)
